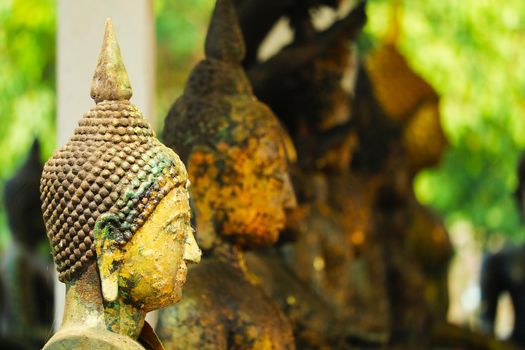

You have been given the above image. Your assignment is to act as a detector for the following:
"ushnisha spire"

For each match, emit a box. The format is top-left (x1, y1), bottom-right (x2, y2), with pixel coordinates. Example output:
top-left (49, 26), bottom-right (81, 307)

top-left (204, 0), bottom-right (246, 62)
top-left (90, 18), bottom-right (132, 103)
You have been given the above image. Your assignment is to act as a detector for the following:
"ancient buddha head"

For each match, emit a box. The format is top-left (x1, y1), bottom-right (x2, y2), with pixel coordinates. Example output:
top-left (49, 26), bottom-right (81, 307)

top-left (164, 0), bottom-right (296, 250)
top-left (4, 139), bottom-right (46, 250)
top-left (365, 45), bottom-right (448, 172)
top-left (40, 20), bottom-right (200, 311)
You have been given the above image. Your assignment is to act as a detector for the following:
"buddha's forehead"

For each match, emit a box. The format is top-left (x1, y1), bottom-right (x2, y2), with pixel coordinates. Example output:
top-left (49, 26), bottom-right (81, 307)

top-left (218, 127), bottom-right (288, 171)
top-left (137, 185), bottom-right (191, 233)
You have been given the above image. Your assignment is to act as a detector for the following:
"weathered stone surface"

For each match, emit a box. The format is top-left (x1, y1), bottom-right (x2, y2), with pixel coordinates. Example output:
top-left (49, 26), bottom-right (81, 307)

top-left (41, 19), bottom-right (200, 350)
top-left (41, 20), bottom-right (186, 283)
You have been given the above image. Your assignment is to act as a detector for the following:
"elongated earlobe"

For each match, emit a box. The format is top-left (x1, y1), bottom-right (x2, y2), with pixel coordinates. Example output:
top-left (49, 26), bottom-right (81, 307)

top-left (99, 250), bottom-right (120, 302)
top-left (93, 214), bottom-right (124, 303)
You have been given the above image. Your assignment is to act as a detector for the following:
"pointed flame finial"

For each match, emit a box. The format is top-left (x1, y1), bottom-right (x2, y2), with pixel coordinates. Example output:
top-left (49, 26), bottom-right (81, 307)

top-left (204, 0), bottom-right (246, 62)
top-left (90, 18), bottom-right (132, 103)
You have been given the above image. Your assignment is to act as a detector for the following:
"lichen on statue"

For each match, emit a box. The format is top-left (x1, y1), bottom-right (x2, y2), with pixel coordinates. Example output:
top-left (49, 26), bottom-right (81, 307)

top-left (162, 0), bottom-right (295, 251)
top-left (158, 0), bottom-right (296, 348)
top-left (40, 19), bottom-right (200, 350)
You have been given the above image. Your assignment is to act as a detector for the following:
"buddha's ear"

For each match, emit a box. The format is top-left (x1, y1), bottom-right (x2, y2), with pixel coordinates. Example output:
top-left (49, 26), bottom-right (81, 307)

top-left (93, 214), bottom-right (124, 303)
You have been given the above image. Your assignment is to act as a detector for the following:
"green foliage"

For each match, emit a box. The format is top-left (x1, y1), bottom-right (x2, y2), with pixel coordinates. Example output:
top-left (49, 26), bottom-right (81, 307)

top-left (155, 0), bottom-right (214, 131)
top-left (0, 0), bottom-right (56, 246)
top-left (365, 0), bottom-right (525, 240)
top-left (0, 0), bottom-right (56, 172)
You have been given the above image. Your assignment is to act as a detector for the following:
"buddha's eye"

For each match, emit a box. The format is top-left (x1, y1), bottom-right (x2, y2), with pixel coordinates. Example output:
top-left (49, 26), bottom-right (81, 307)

top-left (164, 218), bottom-right (188, 243)
top-left (185, 226), bottom-right (195, 240)
top-left (164, 223), bottom-right (177, 234)
top-left (268, 171), bottom-right (286, 186)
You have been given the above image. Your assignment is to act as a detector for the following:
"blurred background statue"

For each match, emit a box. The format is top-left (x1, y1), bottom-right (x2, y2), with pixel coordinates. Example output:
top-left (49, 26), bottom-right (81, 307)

top-left (365, 40), bottom-right (451, 346)
top-left (232, 0), bottom-right (452, 346)
top-left (248, 5), bottom-right (394, 346)
top-left (479, 153), bottom-right (525, 349)
top-left (158, 1), bottom-right (296, 348)
top-left (241, 2), bottom-right (391, 348)
top-left (1, 139), bottom-right (53, 349)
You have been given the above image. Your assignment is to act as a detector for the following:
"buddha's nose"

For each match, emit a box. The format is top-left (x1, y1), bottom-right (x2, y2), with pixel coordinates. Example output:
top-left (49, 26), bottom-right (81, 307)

top-left (282, 174), bottom-right (297, 210)
top-left (183, 229), bottom-right (201, 264)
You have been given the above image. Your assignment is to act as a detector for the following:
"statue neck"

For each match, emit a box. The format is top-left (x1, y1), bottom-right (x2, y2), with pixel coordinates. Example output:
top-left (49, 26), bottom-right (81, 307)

top-left (61, 264), bottom-right (145, 340)
top-left (197, 214), bottom-right (250, 276)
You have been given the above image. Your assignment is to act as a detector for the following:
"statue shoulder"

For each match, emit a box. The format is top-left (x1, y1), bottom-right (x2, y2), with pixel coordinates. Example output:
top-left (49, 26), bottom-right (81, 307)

top-left (43, 326), bottom-right (145, 350)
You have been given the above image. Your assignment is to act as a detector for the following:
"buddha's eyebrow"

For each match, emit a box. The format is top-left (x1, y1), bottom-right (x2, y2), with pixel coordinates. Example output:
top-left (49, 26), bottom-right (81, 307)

top-left (163, 213), bottom-right (189, 231)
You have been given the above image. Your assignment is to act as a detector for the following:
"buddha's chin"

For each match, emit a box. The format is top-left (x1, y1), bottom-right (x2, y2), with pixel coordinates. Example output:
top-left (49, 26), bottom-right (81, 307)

top-left (230, 227), bottom-right (280, 248)
top-left (168, 287), bottom-right (183, 306)
top-left (143, 286), bottom-right (183, 312)
top-left (241, 219), bottom-right (281, 246)
top-left (140, 268), bottom-right (187, 311)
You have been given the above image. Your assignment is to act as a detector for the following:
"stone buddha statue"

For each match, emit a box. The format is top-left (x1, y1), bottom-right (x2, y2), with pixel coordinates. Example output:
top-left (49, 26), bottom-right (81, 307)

top-left (365, 43), bottom-right (447, 174)
top-left (245, 168), bottom-right (354, 349)
top-left (255, 168), bottom-right (391, 348)
top-left (372, 162), bottom-right (448, 346)
top-left (40, 19), bottom-right (201, 350)
top-left (288, 172), bottom-right (391, 345)
top-left (157, 1), bottom-right (296, 348)
top-left (363, 42), bottom-right (512, 350)
top-left (363, 44), bottom-right (452, 346)
top-left (278, 157), bottom-right (392, 345)
top-left (222, 10), bottom-right (392, 345)
top-left (241, 13), bottom-right (393, 345)
top-left (404, 200), bottom-right (452, 322)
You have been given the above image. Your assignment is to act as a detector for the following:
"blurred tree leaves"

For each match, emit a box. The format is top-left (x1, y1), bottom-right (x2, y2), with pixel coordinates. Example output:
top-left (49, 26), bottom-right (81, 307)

top-left (155, 0), bottom-right (214, 131)
top-left (0, 0), bottom-right (56, 178)
top-left (365, 0), bottom-right (525, 240)
top-left (0, 0), bottom-right (56, 245)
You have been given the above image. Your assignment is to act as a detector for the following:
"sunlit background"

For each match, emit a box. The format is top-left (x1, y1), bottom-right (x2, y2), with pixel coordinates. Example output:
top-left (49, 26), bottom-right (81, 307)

top-left (1, 0), bottom-right (524, 339)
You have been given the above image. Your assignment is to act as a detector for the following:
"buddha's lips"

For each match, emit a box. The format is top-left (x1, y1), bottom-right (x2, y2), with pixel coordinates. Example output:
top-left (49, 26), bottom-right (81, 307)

top-left (275, 217), bottom-right (285, 231)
